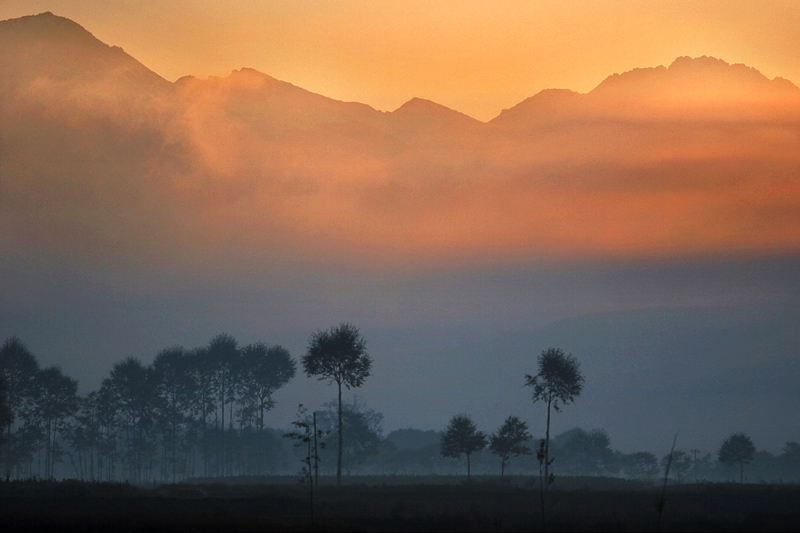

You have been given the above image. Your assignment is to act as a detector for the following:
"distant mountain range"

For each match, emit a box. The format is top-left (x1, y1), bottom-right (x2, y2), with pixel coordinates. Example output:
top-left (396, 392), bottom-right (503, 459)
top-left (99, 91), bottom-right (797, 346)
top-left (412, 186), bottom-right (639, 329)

top-left (2, 11), bottom-right (800, 265)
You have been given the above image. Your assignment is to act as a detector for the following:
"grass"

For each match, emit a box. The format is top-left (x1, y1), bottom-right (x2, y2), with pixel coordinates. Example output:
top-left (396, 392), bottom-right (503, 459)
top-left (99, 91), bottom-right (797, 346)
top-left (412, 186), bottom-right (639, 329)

top-left (0, 478), bottom-right (798, 531)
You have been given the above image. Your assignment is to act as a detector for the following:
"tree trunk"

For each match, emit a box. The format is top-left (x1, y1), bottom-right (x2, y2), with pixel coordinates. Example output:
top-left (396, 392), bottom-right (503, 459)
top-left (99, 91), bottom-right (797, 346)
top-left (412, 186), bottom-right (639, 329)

top-left (337, 381), bottom-right (343, 486)
top-left (313, 412), bottom-right (319, 487)
top-left (544, 397), bottom-right (552, 486)
top-left (467, 453), bottom-right (471, 480)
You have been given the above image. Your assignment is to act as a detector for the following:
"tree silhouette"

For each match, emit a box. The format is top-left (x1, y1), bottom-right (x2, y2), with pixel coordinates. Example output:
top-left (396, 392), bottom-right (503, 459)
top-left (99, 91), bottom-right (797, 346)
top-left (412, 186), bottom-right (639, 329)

top-left (661, 449), bottom-right (691, 483)
top-left (238, 343), bottom-right (296, 433)
top-left (489, 415), bottom-right (531, 477)
top-left (0, 376), bottom-right (13, 450)
top-left (561, 428), bottom-right (614, 476)
top-left (152, 346), bottom-right (196, 482)
top-left (525, 347), bottom-right (584, 487)
top-left (31, 366), bottom-right (78, 478)
top-left (0, 337), bottom-right (40, 479)
top-left (316, 396), bottom-right (383, 475)
top-left (718, 432), bottom-right (755, 483)
top-left (302, 323), bottom-right (371, 485)
top-left (441, 414), bottom-right (487, 479)
top-left (101, 357), bottom-right (154, 483)
top-left (621, 451), bottom-right (659, 480)
top-left (284, 405), bottom-right (327, 523)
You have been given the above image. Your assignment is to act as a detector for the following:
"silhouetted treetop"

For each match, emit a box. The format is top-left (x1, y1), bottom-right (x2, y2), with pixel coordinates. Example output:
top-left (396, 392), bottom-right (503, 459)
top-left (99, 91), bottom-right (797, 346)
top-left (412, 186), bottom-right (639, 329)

top-left (525, 348), bottom-right (584, 412)
top-left (302, 323), bottom-right (371, 388)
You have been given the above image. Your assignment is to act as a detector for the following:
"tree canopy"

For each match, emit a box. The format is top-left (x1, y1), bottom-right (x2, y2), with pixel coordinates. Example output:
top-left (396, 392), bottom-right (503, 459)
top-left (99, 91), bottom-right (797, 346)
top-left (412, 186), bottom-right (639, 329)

top-left (525, 348), bottom-right (585, 412)
top-left (302, 324), bottom-right (371, 389)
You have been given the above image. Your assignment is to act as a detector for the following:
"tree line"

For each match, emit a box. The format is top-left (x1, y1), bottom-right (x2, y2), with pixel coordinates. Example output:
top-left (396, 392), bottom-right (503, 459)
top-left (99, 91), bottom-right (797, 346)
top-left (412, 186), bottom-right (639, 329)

top-left (0, 334), bottom-right (296, 482)
top-left (1, 333), bottom-right (799, 484)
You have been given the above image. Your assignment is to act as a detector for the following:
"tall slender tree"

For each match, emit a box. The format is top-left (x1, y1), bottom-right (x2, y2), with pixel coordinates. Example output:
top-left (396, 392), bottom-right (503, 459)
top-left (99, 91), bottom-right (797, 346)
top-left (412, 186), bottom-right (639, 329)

top-left (302, 323), bottom-right (372, 485)
top-left (31, 366), bottom-right (79, 478)
top-left (238, 343), bottom-right (296, 433)
top-left (152, 346), bottom-right (196, 482)
top-left (101, 357), bottom-right (154, 483)
top-left (525, 348), bottom-right (584, 486)
top-left (206, 334), bottom-right (239, 476)
top-left (0, 337), bottom-right (40, 479)
top-left (0, 376), bottom-right (13, 457)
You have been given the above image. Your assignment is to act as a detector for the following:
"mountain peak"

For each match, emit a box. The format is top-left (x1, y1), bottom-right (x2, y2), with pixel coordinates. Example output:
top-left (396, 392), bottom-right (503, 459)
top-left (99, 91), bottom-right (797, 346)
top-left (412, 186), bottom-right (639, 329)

top-left (1, 11), bottom-right (96, 41)
top-left (392, 97), bottom-right (482, 126)
top-left (0, 11), bottom-right (169, 94)
top-left (591, 55), bottom-right (799, 99)
top-left (668, 55), bottom-right (730, 70)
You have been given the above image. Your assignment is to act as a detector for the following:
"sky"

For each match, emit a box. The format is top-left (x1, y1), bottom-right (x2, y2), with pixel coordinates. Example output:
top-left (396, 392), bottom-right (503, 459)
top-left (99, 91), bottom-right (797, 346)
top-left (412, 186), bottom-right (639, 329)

top-left (1, 2), bottom-right (800, 456)
top-left (1, 1), bottom-right (800, 120)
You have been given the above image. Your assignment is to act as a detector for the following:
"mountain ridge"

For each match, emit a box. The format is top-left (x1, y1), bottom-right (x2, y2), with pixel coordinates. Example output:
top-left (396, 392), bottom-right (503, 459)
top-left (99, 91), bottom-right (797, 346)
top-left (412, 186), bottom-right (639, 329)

top-left (3, 12), bottom-right (799, 124)
top-left (2, 11), bottom-right (800, 264)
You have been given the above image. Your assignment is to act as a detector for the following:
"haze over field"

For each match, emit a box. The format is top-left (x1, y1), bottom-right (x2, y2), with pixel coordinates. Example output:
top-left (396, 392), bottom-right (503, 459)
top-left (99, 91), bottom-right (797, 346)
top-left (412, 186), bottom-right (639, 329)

top-left (1, 8), bottom-right (799, 455)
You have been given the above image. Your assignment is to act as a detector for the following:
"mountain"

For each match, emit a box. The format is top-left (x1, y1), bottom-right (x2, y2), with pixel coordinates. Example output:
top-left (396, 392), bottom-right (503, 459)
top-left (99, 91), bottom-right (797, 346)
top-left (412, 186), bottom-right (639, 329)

top-left (390, 97), bottom-right (482, 130)
top-left (491, 56), bottom-right (800, 128)
top-left (175, 67), bottom-right (381, 135)
top-left (591, 55), bottom-right (799, 103)
top-left (0, 12), bottom-right (170, 100)
top-left (2, 12), bottom-right (800, 265)
top-left (2, 13), bottom-right (800, 453)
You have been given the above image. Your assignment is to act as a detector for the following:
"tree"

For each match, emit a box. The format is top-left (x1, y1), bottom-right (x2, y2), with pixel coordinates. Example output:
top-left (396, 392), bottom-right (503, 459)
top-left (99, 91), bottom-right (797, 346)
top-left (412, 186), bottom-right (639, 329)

top-left (489, 415), bottom-right (531, 477)
top-left (561, 428), bottom-right (614, 476)
top-left (316, 396), bottom-right (383, 475)
top-left (206, 333), bottom-right (239, 476)
top-left (0, 376), bottom-right (13, 450)
top-left (440, 414), bottom-right (487, 479)
top-left (718, 432), bottom-right (755, 483)
top-left (0, 337), bottom-right (40, 478)
top-left (101, 357), bottom-right (155, 483)
top-left (30, 366), bottom-right (79, 478)
top-left (661, 450), bottom-right (691, 483)
top-left (621, 451), bottom-right (659, 480)
top-left (524, 347), bottom-right (584, 485)
top-left (238, 343), bottom-right (296, 433)
top-left (284, 405), bottom-right (327, 523)
top-left (152, 346), bottom-right (196, 482)
top-left (302, 323), bottom-right (372, 485)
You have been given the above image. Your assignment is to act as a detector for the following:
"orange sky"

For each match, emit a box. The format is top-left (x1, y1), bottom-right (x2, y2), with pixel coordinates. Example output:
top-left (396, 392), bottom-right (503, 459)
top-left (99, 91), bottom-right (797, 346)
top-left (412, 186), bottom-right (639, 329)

top-left (2, 1), bottom-right (799, 121)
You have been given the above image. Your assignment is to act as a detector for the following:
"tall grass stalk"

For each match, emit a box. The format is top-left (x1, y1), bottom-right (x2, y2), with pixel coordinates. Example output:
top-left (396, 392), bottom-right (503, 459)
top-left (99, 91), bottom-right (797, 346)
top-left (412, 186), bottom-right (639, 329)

top-left (656, 432), bottom-right (678, 533)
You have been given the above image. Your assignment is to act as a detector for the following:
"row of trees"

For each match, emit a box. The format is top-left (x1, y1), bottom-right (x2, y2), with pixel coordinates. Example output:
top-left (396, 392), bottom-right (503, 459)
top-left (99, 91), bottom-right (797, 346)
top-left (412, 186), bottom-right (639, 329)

top-left (0, 323), bottom-right (374, 485)
top-left (0, 334), bottom-right (296, 481)
top-left (437, 348), bottom-right (796, 485)
top-left (437, 415), bottom-right (795, 483)
top-left (2, 334), bottom-right (798, 484)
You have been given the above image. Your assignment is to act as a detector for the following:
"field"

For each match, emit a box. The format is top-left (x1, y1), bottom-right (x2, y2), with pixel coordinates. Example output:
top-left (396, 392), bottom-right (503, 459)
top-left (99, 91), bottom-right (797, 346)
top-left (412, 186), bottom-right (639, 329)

top-left (1, 477), bottom-right (799, 531)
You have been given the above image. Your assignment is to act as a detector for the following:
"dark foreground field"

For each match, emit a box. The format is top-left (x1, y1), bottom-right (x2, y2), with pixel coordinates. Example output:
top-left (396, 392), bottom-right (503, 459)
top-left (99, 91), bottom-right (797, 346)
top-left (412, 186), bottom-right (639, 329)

top-left (1, 477), bottom-right (799, 531)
